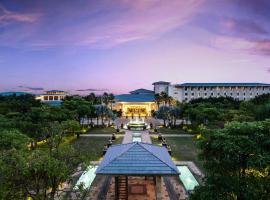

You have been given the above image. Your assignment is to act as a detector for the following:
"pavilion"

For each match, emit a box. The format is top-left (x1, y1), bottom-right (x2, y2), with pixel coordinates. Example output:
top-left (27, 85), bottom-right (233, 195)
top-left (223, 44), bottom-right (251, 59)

top-left (96, 142), bottom-right (179, 200)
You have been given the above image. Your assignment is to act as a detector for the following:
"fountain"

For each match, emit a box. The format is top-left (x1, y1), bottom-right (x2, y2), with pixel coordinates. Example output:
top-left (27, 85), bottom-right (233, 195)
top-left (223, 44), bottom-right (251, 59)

top-left (126, 117), bottom-right (147, 131)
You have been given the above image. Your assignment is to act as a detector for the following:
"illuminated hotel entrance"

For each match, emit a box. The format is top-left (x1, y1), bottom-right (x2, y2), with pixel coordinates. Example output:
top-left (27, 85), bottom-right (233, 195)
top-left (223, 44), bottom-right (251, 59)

top-left (119, 102), bottom-right (157, 117)
top-left (113, 89), bottom-right (158, 117)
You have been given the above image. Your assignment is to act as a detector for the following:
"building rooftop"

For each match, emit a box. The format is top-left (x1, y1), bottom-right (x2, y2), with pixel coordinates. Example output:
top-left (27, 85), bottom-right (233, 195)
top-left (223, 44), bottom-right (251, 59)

top-left (96, 142), bottom-right (179, 175)
top-left (115, 94), bottom-right (155, 102)
top-left (152, 81), bottom-right (171, 85)
top-left (176, 83), bottom-right (270, 87)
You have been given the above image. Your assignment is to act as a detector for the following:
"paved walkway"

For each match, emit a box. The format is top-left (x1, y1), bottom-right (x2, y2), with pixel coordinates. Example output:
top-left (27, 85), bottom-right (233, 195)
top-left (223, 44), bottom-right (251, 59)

top-left (122, 130), bottom-right (133, 144)
top-left (141, 131), bottom-right (151, 143)
top-left (80, 134), bottom-right (122, 137)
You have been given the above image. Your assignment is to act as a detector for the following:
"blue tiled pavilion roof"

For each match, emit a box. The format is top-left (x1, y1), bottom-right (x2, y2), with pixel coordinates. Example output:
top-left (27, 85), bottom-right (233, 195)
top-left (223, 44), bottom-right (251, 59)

top-left (96, 142), bottom-right (179, 175)
top-left (176, 83), bottom-right (270, 87)
top-left (115, 94), bottom-right (155, 102)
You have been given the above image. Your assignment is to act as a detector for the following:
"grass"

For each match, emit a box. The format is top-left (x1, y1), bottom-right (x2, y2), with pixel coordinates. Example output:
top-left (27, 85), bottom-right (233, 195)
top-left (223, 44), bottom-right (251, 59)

top-left (156, 127), bottom-right (189, 135)
top-left (71, 136), bottom-right (123, 162)
top-left (151, 136), bottom-right (204, 172)
top-left (86, 127), bottom-right (125, 134)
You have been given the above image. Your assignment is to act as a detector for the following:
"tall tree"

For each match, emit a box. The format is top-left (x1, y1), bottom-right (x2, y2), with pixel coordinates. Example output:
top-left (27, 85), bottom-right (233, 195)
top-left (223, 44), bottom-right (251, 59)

top-left (191, 120), bottom-right (270, 200)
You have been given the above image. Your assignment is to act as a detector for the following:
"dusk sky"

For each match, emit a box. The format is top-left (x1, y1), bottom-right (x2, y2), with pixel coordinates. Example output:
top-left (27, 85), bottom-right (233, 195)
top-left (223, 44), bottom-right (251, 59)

top-left (0, 0), bottom-right (270, 94)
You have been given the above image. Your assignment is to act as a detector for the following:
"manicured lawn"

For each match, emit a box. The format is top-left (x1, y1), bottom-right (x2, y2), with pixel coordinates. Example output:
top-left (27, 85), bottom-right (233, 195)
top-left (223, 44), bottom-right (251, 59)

top-left (151, 136), bottom-right (204, 171)
top-left (156, 127), bottom-right (189, 135)
top-left (71, 136), bottom-right (123, 162)
top-left (86, 127), bottom-right (124, 134)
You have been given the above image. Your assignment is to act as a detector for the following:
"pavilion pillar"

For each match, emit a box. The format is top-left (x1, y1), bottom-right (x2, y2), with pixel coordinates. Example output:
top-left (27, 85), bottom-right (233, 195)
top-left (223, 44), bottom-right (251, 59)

top-left (155, 176), bottom-right (162, 200)
top-left (115, 176), bottom-right (119, 200)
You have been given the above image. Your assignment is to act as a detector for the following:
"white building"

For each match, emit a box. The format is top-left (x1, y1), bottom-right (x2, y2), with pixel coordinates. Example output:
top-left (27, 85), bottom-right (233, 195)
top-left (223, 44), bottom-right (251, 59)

top-left (153, 82), bottom-right (270, 102)
top-left (36, 90), bottom-right (67, 105)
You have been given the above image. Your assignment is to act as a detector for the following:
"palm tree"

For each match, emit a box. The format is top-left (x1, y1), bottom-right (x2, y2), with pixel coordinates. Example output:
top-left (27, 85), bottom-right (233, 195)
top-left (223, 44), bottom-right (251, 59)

top-left (155, 93), bottom-right (162, 108)
top-left (95, 105), bottom-right (109, 126)
top-left (85, 93), bottom-right (96, 104)
top-left (102, 92), bottom-right (109, 106)
top-left (156, 106), bottom-right (171, 127)
top-left (160, 92), bottom-right (169, 106)
top-left (108, 93), bottom-right (115, 110)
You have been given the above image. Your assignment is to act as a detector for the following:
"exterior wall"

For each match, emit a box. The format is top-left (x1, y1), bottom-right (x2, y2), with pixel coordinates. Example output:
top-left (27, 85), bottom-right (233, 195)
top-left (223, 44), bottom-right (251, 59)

top-left (173, 86), bottom-right (270, 102)
top-left (152, 82), bottom-right (270, 102)
top-left (154, 84), bottom-right (169, 94)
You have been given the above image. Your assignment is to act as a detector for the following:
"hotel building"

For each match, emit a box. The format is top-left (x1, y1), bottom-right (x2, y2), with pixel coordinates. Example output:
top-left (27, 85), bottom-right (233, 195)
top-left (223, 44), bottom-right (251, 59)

top-left (153, 82), bottom-right (270, 102)
top-left (35, 90), bottom-right (68, 105)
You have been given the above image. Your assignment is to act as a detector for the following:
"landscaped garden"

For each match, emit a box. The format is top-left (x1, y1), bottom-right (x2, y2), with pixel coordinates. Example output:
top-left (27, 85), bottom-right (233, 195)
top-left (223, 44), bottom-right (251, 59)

top-left (155, 127), bottom-right (190, 134)
top-left (86, 127), bottom-right (124, 134)
top-left (71, 136), bottom-right (123, 162)
top-left (151, 136), bottom-right (203, 171)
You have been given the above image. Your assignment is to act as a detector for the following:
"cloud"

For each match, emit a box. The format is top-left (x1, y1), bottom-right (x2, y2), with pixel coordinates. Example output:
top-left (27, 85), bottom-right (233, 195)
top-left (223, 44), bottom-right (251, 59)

top-left (210, 36), bottom-right (270, 57)
top-left (253, 40), bottom-right (270, 56)
top-left (222, 19), bottom-right (268, 36)
top-left (0, 0), bottom-right (204, 49)
top-left (76, 88), bottom-right (108, 92)
top-left (0, 4), bottom-right (39, 24)
top-left (18, 86), bottom-right (44, 91)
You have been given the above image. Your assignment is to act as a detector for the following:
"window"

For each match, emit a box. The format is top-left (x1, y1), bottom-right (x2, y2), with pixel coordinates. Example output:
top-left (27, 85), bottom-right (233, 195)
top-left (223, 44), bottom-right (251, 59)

top-left (211, 93), bottom-right (213, 96)
top-left (243, 92), bottom-right (246, 96)
top-left (224, 92), bottom-right (227, 96)
top-left (44, 96), bottom-right (48, 101)
top-left (54, 96), bottom-right (59, 100)
top-left (237, 93), bottom-right (239, 96)
top-left (49, 96), bottom-right (53, 100)
top-left (205, 93), bottom-right (207, 96)
top-left (185, 87), bottom-right (187, 91)
top-left (230, 93), bottom-right (233, 96)
top-left (191, 93), bottom-right (194, 96)
top-left (204, 87), bottom-right (206, 91)
top-left (217, 93), bottom-right (220, 96)
top-left (185, 92), bottom-right (188, 96)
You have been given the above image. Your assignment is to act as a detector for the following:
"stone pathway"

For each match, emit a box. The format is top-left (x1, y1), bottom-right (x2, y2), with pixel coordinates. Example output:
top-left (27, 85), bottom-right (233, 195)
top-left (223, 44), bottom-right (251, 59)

top-left (122, 130), bottom-right (133, 144)
top-left (141, 131), bottom-right (151, 143)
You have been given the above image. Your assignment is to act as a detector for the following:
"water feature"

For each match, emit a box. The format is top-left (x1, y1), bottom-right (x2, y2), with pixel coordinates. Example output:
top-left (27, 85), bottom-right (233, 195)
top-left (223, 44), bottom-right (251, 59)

top-left (127, 117), bottom-right (147, 130)
top-left (177, 166), bottom-right (199, 191)
top-left (74, 165), bottom-right (98, 189)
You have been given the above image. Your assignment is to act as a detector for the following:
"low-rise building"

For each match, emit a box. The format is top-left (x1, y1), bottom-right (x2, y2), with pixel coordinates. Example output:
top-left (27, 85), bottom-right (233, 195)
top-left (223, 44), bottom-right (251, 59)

top-left (114, 89), bottom-right (157, 117)
top-left (35, 90), bottom-right (68, 105)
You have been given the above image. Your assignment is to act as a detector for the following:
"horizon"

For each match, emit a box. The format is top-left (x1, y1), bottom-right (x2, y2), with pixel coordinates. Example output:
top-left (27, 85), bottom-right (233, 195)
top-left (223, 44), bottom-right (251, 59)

top-left (1, 0), bottom-right (270, 95)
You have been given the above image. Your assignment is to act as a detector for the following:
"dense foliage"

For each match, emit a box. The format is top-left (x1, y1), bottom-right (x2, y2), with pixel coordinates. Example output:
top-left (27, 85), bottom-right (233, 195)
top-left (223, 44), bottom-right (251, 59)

top-left (0, 92), bottom-right (116, 199)
top-left (191, 120), bottom-right (270, 200)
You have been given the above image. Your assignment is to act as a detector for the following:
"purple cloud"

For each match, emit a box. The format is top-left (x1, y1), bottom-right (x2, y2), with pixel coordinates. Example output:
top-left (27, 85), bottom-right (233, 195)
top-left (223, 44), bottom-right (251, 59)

top-left (0, 4), bottom-right (39, 24)
top-left (0, 0), bottom-right (204, 49)
top-left (76, 88), bottom-right (108, 92)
